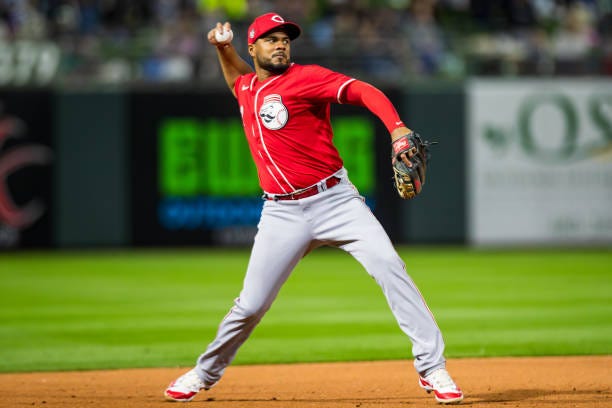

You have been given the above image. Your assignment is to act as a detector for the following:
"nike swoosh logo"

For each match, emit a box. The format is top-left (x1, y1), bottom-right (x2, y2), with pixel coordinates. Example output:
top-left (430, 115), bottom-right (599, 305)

top-left (242, 85), bottom-right (250, 91)
top-left (395, 121), bottom-right (403, 125)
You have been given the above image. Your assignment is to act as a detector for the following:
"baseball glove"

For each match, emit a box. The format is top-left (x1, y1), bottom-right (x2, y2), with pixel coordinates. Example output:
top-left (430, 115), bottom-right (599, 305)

top-left (391, 131), bottom-right (435, 200)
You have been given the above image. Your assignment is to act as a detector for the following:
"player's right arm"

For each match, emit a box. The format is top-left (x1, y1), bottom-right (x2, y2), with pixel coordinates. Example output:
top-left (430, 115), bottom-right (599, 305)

top-left (207, 22), bottom-right (254, 97)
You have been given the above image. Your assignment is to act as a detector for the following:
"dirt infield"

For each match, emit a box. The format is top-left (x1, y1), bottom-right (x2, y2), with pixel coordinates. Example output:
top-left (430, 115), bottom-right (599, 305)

top-left (1, 356), bottom-right (610, 407)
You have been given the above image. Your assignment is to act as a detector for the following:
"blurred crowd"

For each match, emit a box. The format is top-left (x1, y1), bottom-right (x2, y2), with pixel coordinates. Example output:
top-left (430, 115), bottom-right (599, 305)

top-left (0, 0), bottom-right (610, 85)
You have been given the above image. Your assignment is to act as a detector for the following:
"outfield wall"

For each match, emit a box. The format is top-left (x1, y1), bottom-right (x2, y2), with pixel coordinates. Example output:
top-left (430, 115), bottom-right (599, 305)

top-left (0, 79), bottom-right (610, 249)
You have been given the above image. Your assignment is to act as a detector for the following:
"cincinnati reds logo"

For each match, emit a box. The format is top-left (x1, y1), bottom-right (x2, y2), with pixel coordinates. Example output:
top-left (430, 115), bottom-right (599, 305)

top-left (251, 15), bottom-right (284, 40)
top-left (0, 107), bottom-right (53, 231)
top-left (259, 94), bottom-right (288, 130)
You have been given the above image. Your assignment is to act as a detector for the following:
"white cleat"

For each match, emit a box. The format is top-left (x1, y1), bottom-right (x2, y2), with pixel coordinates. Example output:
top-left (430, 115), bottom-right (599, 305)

top-left (419, 368), bottom-right (464, 404)
top-left (164, 368), bottom-right (207, 402)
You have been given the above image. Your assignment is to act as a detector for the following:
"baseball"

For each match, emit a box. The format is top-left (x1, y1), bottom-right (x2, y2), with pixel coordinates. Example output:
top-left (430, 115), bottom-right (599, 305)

top-left (215, 28), bottom-right (233, 43)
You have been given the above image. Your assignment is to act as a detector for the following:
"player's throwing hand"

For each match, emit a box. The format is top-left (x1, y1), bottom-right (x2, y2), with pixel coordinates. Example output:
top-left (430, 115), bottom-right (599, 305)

top-left (207, 22), bottom-right (233, 46)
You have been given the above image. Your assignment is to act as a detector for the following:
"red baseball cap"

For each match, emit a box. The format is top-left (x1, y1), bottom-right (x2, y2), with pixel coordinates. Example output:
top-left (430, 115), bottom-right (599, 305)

top-left (247, 13), bottom-right (301, 45)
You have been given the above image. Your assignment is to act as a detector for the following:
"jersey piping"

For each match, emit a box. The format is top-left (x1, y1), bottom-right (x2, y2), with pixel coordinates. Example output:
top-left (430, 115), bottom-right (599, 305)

top-left (253, 73), bottom-right (295, 193)
top-left (337, 78), bottom-right (356, 104)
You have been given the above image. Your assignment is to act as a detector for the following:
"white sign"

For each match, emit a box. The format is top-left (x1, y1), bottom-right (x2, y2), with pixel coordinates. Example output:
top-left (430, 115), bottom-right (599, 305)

top-left (468, 79), bottom-right (612, 245)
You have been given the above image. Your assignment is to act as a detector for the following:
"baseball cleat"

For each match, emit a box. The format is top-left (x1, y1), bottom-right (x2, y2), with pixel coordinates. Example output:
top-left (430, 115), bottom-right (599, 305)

top-left (164, 368), bottom-right (207, 402)
top-left (419, 368), bottom-right (464, 404)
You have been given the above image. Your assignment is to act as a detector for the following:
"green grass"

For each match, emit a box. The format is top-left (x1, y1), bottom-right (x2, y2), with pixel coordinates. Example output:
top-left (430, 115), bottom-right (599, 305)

top-left (0, 247), bottom-right (610, 372)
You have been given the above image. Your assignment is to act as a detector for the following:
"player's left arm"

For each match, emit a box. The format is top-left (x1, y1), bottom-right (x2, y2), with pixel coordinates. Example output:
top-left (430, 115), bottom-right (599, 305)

top-left (343, 80), bottom-right (436, 199)
top-left (342, 80), bottom-right (413, 163)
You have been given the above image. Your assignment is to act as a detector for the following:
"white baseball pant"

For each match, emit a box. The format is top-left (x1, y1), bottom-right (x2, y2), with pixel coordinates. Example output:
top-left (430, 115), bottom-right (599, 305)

top-left (195, 168), bottom-right (446, 387)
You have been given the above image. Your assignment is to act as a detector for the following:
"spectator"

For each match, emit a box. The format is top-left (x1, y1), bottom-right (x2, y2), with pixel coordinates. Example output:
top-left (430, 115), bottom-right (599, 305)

top-left (404, 0), bottom-right (449, 76)
top-left (597, 12), bottom-right (612, 75)
top-left (2, 0), bottom-right (48, 39)
top-left (551, 1), bottom-right (598, 74)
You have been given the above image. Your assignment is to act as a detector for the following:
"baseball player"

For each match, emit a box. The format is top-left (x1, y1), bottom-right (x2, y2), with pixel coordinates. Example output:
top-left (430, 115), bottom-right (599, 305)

top-left (165, 12), bottom-right (463, 404)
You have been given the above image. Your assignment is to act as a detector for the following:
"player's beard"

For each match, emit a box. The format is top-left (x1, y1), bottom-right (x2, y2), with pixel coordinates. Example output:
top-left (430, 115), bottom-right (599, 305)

top-left (257, 54), bottom-right (290, 75)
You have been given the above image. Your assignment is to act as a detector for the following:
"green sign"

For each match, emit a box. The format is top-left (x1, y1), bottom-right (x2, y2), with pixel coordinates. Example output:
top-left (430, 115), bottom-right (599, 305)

top-left (159, 116), bottom-right (375, 197)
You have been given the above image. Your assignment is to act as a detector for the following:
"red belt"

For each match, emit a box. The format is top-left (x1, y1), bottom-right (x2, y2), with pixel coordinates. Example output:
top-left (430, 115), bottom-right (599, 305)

top-left (265, 176), bottom-right (342, 201)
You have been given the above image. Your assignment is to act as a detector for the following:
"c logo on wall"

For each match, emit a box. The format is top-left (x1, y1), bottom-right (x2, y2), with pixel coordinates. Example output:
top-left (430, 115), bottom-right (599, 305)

top-left (0, 106), bottom-right (53, 247)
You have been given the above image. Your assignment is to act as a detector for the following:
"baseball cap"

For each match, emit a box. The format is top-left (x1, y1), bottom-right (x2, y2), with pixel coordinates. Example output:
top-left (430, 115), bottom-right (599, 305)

top-left (247, 13), bottom-right (301, 45)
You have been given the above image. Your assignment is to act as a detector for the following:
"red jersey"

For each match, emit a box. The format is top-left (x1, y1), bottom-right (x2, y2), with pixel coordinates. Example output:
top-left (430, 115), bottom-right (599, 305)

top-left (234, 63), bottom-right (355, 194)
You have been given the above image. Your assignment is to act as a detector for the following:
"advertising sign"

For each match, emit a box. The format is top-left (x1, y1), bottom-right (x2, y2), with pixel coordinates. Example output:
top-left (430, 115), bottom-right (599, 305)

top-left (468, 79), bottom-right (612, 245)
top-left (130, 91), bottom-right (377, 246)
